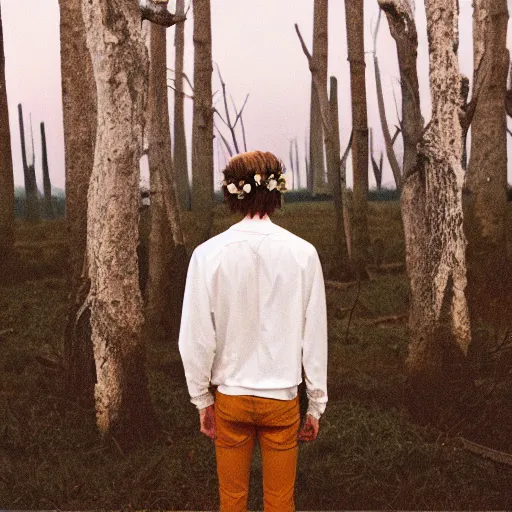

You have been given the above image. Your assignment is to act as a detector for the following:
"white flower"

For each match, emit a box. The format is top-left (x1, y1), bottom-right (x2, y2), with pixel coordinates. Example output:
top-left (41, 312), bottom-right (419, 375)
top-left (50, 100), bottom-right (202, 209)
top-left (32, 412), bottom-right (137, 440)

top-left (267, 179), bottom-right (277, 191)
top-left (254, 173), bottom-right (262, 185)
top-left (269, 174), bottom-right (275, 179)
top-left (227, 183), bottom-right (238, 194)
top-left (243, 183), bottom-right (251, 193)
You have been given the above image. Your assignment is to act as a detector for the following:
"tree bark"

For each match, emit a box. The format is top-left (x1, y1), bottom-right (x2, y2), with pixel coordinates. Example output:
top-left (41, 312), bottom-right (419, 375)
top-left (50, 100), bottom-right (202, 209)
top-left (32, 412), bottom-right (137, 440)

top-left (82, 0), bottom-right (159, 448)
top-left (40, 122), bottom-right (54, 219)
top-left (173, 0), bottom-right (190, 212)
top-left (309, 0), bottom-right (328, 196)
top-left (380, 0), bottom-right (473, 426)
top-left (0, 3), bottom-right (14, 260)
top-left (191, 0), bottom-right (214, 245)
top-left (345, 0), bottom-right (370, 279)
top-left (463, 0), bottom-right (509, 329)
top-left (59, 0), bottom-right (97, 406)
top-left (145, 23), bottom-right (188, 345)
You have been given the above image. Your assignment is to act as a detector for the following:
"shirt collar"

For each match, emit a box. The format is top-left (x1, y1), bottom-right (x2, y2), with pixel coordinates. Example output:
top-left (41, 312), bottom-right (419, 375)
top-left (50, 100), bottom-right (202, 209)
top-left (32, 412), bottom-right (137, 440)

top-left (228, 214), bottom-right (281, 234)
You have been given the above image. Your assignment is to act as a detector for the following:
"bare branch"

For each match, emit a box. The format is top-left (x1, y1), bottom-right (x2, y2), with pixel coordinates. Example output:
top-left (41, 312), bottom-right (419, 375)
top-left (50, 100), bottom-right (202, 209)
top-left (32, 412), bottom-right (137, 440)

top-left (213, 107), bottom-right (230, 128)
top-left (374, 53), bottom-right (402, 189)
top-left (215, 61), bottom-right (240, 153)
top-left (240, 115), bottom-right (248, 152)
top-left (167, 84), bottom-right (194, 100)
top-left (295, 23), bottom-right (331, 137)
top-left (167, 67), bottom-right (194, 92)
top-left (214, 124), bottom-right (233, 157)
top-left (294, 23), bottom-right (312, 63)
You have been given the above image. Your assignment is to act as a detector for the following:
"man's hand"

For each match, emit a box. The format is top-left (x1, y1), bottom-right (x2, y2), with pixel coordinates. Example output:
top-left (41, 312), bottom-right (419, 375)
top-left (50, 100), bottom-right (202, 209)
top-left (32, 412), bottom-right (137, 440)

top-left (199, 403), bottom-right (217, 440)
top-left (298, 413), bottom-right (319, 441)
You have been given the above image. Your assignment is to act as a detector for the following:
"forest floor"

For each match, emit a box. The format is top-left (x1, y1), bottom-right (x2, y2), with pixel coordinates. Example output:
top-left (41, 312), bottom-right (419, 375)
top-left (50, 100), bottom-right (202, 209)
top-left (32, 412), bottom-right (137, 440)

top-left (1, 200), bottom-right (512, 510)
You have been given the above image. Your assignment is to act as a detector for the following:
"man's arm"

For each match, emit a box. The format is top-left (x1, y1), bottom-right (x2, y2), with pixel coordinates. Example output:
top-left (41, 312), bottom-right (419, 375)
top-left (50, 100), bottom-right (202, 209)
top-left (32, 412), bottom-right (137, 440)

top-left (302, 247), bottom-right (328, 420)
top-left (178, 248), bottom-right (216, 411)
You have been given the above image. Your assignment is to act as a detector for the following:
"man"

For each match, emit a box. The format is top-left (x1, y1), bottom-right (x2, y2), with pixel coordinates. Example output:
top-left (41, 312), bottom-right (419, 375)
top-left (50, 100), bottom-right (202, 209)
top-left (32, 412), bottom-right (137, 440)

top-left (178, 151), bottom-right (328, 511)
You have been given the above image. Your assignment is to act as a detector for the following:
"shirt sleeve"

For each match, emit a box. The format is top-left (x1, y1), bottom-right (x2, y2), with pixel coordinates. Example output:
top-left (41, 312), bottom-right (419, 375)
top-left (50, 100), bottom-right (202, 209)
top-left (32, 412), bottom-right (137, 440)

top-left (302, 248), bottom-right (328, 420)
top-left (178, 248), bottom-right (216, 411)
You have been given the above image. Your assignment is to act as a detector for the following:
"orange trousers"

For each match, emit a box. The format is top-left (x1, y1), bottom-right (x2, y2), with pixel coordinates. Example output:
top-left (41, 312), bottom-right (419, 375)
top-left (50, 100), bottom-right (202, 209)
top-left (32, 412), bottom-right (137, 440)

top-left (214, 389), bottom-right (300, 512)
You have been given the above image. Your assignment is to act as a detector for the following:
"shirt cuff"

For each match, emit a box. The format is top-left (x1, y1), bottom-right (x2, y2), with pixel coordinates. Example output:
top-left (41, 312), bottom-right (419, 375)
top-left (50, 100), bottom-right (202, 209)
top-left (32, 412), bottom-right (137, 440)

top-left (306, 401), bottom-right (325, 420)
top-left (190, 391), bottom-right (215, 410)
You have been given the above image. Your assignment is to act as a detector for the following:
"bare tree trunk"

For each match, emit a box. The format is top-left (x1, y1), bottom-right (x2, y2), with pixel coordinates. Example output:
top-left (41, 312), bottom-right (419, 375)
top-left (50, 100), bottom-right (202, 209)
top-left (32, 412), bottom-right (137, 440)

top-left (59, 0), bottom-right (97, 406)
top-left (145, 23), bottom-right (188, 345)
top-left (463, 0), bottom-right (509, 329)
top-left (40, 122), bottom-right (54, 219)
top-left (380, 0), bottom-right (473, 426)
top-left (309, 0), bottom-right (328, 196)
top-left (294, 138), bottom-right (301, 190)
top-left (173, 0), bottom-right (190, 211)
top-left (192, 0), bottom-right (214, 244)
top-left (0, 3), bottom-right (14, 260)
top-left (18, 104), bottom-right (39, 222)
top-left (345, 0), bottom-right (370, 279)
top-left (328, 76), bottom-right (351, 280)
top-left (297, 23), bottom-right (352, 279)
top-left (82, 0), bottom-right (159, 448)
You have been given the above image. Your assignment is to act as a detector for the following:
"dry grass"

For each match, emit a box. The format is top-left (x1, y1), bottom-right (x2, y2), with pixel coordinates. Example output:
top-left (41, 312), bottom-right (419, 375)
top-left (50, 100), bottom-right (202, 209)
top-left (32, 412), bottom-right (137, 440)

top-left (1, 200), bottom-right (511, 510)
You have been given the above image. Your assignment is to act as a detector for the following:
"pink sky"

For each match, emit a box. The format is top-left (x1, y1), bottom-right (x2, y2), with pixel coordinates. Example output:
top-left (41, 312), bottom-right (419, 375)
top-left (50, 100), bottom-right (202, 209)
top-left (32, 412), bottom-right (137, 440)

top-left (2, 0), bottom-right (512, 192)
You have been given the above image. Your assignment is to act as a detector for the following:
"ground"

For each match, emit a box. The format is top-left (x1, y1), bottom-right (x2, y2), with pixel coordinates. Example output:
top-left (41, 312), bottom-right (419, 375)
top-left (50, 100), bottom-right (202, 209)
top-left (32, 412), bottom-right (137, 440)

top-left (0, 199), bottom-right (511, 510)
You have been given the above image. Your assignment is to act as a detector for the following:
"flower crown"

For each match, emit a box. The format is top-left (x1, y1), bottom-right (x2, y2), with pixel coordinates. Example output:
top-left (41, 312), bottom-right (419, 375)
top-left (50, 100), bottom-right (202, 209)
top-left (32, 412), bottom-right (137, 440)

top-left (222, 172), bottom-right (287, 200)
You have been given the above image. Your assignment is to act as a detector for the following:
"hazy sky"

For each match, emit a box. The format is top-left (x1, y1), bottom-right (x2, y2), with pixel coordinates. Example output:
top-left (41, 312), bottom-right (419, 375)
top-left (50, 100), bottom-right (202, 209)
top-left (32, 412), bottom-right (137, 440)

top-left (2, 0), bottom-right (512, 192)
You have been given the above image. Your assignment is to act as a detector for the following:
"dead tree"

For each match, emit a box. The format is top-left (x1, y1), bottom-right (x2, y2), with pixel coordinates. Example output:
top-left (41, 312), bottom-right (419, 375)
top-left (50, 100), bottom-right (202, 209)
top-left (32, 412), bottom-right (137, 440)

top-left (214, 62), bottom-right (249, 155)
top-left (296, 24), bottom-right (351, 280)
top-left (59, 0), bottom-right (97, 406)
top-left (173, 0), bottom-right (191, 211)
top-left (308, 0), bottom-right (328, 195)
top-left (82, 0), bottom-right (159, 449)
top-left (463, 0), bottom-right (510, 331)
top-left (40, 122), bottom-right (54, 219)
top-left (0, 2), bottom-right (14, 260)
top-left (294, 138), bottom-right (301, 190)
top-left (191, 0), bottom-right (214, 244)
top-left (369, 128), bottom-right (383, 190)
top-left (145, 22), bottom-right (188, 346)
top-left (372, 8), bottom-right (403, 190)
top-left (379, 0), bottom-right (474, 424)
top-left (18, 104), bottom-right (39, 222)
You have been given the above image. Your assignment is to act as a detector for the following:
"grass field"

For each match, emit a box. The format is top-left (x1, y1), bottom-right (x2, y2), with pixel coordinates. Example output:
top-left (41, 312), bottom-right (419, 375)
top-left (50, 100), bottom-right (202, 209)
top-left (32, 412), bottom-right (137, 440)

top-left (1, 200), bottom-right (512, 510)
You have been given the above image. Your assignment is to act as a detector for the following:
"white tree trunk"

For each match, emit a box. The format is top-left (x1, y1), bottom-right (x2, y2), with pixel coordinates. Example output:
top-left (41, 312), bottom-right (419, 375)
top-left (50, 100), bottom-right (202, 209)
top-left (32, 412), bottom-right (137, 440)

top-left (82, 0), bottom-right (158, 447)
top-left (380, 0), bottom-right (473, 423)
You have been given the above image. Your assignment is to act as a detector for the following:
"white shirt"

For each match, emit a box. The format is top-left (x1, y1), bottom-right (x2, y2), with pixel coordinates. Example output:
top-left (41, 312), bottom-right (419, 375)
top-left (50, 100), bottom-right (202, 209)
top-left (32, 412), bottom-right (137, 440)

top-left (178, 213), bottom-right (328, 419)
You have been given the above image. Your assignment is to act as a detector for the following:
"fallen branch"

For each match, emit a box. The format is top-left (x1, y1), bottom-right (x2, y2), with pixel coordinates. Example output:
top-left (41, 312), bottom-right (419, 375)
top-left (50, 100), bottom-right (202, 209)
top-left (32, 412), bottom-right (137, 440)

top-left (458, 436), bottom-right (512, 467)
